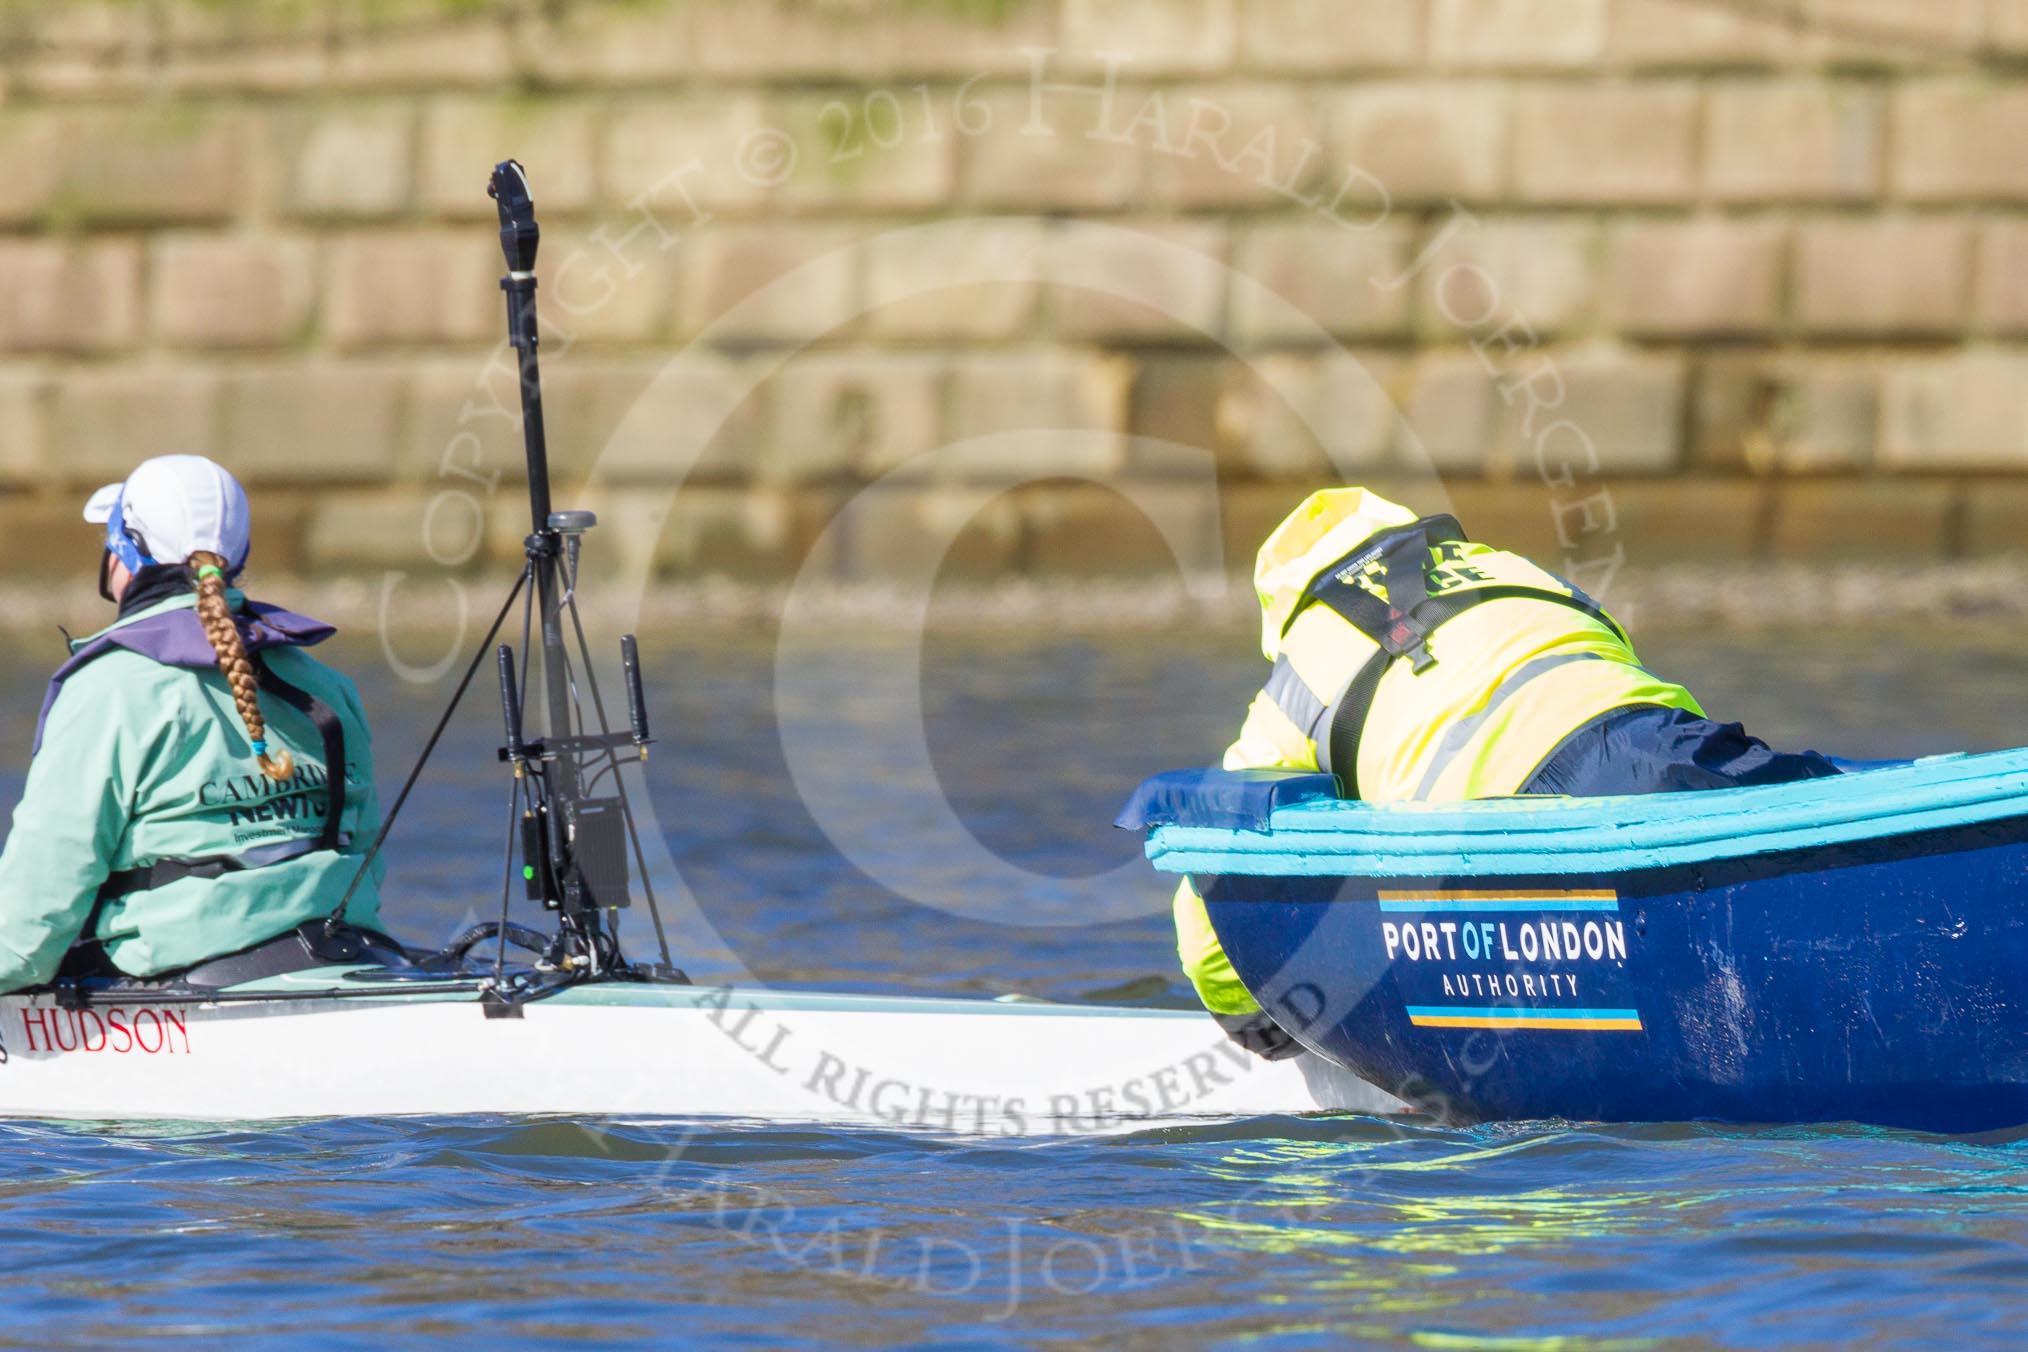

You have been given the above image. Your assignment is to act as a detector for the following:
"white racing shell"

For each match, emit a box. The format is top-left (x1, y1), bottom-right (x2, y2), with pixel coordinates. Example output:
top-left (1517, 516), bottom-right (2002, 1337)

top-left (0, 978), bottom-right (1401, 1135)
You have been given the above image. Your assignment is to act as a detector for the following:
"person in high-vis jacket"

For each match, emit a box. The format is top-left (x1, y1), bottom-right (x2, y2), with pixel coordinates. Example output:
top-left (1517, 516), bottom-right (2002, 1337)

top-left (1183, 487), bottom-right (1840, 1058)
top-left (0, 455), bottom-right (385, 992)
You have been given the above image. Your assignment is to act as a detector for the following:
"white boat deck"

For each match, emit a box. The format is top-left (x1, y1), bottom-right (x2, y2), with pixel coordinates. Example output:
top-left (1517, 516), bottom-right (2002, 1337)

top-left (0, 980), bottom-right (1403, 1134)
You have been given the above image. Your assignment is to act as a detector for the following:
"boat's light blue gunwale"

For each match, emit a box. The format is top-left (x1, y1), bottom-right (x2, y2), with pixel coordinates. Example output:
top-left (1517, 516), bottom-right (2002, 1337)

top-left (1146, 747), bottom-right (2028, 878)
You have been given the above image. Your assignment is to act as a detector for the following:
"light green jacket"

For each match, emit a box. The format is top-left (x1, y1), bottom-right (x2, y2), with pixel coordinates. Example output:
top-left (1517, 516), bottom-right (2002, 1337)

top-left (0, 592), bottom-right (385, 991)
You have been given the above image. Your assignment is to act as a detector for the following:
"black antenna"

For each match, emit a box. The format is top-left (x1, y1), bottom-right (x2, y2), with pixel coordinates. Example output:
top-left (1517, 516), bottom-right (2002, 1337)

top-left (497, 644), bottom-right (524, 762)
top-left (621, 634), bottom-right (650, 749)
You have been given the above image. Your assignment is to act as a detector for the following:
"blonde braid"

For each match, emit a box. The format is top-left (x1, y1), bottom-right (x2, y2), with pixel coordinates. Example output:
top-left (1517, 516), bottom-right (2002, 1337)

top-left (189, 550), bottom-right (295, 783)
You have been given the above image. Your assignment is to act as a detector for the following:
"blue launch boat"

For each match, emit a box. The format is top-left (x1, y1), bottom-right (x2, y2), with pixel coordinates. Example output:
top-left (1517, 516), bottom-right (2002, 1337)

top-left (1121, 750), bottom-right (2028, 1134)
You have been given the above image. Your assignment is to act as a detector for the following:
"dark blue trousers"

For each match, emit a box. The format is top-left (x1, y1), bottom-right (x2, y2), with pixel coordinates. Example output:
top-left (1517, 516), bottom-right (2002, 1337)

top-left (1521, 705), bottom-right (1844, 797)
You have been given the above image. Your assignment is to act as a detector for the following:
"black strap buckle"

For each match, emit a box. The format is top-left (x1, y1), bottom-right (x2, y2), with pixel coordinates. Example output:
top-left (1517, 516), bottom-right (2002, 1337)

top-left (1301, 514), bottom-right (1631, 801)
top-left (1382, 611), bottom-right (1438, 672)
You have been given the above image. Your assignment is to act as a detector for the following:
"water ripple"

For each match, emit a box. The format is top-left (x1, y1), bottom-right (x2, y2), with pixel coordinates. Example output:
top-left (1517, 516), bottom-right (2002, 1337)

top-left (0, 633), bottom-right (2025, 1345)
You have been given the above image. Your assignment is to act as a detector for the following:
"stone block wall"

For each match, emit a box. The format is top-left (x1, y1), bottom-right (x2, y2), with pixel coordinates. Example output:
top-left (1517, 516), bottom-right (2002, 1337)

top-left (2, 0), bottom-right (2027, 588)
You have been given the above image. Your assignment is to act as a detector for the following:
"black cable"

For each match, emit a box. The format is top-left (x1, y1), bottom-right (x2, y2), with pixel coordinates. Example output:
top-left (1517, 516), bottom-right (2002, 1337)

top-left (324, 566), bottom-right (530, 935)
top-left (581, 752), bottom-right (625, 797)
top-left (494, 760), bottom-right (524, 984)
top-left (519, 558), bottom-right (538, 734)
top-left (499, 569), bottom-right (540, 977)
top-left (614, 772), bottom-right (675, 969)
top-left (565, 591), bottom-right (612, 731)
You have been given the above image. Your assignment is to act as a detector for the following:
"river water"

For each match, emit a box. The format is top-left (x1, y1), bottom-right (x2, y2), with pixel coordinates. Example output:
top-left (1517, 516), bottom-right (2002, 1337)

top-left (1, 623), bottom-right (2024, 1347)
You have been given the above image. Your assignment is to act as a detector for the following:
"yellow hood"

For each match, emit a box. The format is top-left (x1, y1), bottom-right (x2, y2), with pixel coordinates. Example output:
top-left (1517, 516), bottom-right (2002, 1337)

top-left (1253, 487), bottom-right (1420, 659)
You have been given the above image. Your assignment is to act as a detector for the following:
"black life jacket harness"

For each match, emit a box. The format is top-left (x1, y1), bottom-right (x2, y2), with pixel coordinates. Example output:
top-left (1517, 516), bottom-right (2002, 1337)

top-left (93, 661), bottom-right (349, 905)
top-left (1285, 514), bottom-right (1628, 799)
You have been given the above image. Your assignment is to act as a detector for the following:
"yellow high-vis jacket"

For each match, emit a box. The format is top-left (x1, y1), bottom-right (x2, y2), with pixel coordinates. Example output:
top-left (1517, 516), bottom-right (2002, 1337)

top-left (1177, 487), bottom-right (1700, 1016)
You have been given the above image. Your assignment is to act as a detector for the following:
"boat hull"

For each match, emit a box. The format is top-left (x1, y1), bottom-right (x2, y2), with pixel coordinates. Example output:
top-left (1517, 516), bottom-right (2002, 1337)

top-left (1202, 819), bottom-right (2028, 1133)
top-left (0, 980), bottom-right (1400, 1134)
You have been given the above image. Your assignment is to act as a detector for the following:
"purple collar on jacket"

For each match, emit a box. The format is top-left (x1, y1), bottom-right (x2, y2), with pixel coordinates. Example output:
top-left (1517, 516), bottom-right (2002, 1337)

top-left (34, 604), bottom-right (337, 754)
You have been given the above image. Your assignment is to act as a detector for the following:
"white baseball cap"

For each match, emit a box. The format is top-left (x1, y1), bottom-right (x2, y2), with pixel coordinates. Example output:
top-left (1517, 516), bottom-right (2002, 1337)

top-left (83, 455), bottom-right (252, 573)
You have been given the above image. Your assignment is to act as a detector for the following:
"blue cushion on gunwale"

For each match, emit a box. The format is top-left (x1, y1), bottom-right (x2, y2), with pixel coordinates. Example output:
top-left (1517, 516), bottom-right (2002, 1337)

top-left (1114, 768), bottom-right (1342, 834)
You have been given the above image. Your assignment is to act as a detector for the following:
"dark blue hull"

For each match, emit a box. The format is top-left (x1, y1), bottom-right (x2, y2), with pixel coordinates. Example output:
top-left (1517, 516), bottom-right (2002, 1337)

top-left (1201, 817), bottom-right (2028, 1133)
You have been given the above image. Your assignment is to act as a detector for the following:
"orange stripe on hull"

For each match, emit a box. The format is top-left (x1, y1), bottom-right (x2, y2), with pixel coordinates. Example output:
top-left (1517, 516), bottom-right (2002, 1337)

top-left (1409, 1015), bottom-right (1644, 1032)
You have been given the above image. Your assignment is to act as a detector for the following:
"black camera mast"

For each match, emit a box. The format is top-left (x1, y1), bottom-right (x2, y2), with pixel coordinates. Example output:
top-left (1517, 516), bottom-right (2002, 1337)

top-left (325, 160), bottom-right (674, 990)
top-left (485, 158), bottom-right (672, 982)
